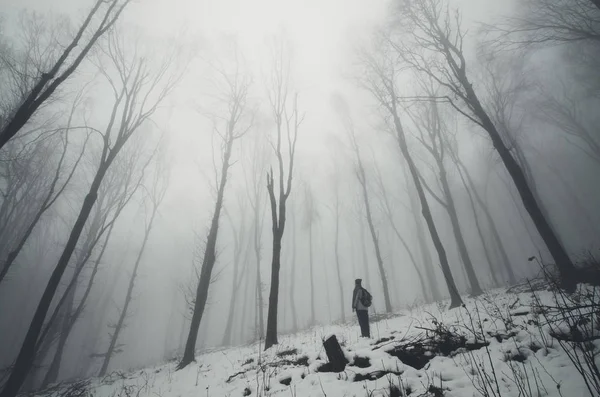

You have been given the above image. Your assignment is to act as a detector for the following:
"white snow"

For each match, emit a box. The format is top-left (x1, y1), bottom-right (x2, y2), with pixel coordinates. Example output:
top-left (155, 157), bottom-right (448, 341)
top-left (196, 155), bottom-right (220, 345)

top-left (41, 287), bottom-right (595, 397)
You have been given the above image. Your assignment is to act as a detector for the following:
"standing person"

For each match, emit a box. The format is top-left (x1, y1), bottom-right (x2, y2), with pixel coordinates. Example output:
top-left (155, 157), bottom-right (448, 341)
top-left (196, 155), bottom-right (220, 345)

top-left (352, 279), bottom-right (372, 338)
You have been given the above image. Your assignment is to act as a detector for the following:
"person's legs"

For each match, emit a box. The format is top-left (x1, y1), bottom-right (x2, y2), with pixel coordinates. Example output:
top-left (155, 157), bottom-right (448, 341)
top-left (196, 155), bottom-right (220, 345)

top-left (357, 310), bottom-right (369, 337)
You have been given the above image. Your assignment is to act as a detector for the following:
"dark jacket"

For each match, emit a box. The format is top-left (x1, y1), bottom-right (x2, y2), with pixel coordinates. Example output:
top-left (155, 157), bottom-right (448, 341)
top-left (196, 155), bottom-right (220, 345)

top-left (352, 287), bottom-right (368, 311)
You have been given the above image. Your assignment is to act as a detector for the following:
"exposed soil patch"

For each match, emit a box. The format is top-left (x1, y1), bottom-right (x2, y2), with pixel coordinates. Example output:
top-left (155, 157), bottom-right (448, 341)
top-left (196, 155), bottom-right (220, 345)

top-left (276, 348), bottom-right (298, 357)
top-left (385, 323), bottom-right (490, 370)
top-left (353, 369), bottom-right (403, 382)
top-left (387, 345), bottom-right (432, 370)
top-left (488, 331), bottom-right (518, 343)
top-left (389, 385), bottom-right (412, 397)
top-left (293, 355), bottom-right (309, 366)
top-left (373, 336), bottom-right (395, 345)
top-left (279, 376), bottom-right (292, 386)
top-left (504, 349), bottom-right (528, 363)
top-left (528, 342), bottom-right (542, 353)
top-left (350, 356), bottom-right (371, 368)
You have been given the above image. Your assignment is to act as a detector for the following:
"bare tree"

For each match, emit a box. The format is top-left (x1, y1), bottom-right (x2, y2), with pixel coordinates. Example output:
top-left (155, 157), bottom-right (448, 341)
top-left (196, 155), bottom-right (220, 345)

top-left (328, 160), bottom-right (346, 322)
top-left (287, 199), bottom-right (299, 332)
top-left (371, 158), bottom-right (430, 302)
top-left (356, 44), bottom-right (463, 308)
top-left (0, 0), bottom-right (131, 149)
top-left (403, 163), bottom-right (442, 302)
top-left (178, 51), bottom-right (252, 368)
top-left (263, 39), bottom-right (301, 350)
top-left (408, 99), bottom-right (483, 296)
top-left (535, 85), bottom-right (600, 165)
top-left (0, 91), bottom-right (90, 285)
top-left (39, 134), bottom-right (158, 386)
top-left (0, 28), bottom-right (180, 397)
top-left (243, 134), bottom-right (268, 341)
top-left (332, 96), bottom-right (392, 313)
top-left (489, 0), bottom-right (600, 49)
top-left (221, 195), bottom-right (250, 346)
top-left (98, 157), bottom-right (170, 376)
top-left (301, 184), bottom-right (319, 325)
top-left (391, 0), bottom-right (577, 290)
top-left (448, 149), bottom-right (518, 286)
top-left (0, 141), bottom-right (54, 273)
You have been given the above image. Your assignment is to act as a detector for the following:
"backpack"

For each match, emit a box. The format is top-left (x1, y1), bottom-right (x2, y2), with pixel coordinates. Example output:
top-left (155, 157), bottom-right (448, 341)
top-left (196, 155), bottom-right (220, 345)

top-left (360, 288), bottom-right (372, 308)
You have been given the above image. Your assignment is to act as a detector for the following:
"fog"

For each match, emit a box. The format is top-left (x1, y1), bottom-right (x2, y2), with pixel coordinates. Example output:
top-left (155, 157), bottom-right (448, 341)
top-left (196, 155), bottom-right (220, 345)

top-left (0, 0), bottom-right (598, 391)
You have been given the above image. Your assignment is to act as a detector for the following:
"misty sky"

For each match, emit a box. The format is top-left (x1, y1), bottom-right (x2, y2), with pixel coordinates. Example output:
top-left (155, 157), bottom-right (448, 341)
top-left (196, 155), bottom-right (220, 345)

top-left (0, 0), bottom-right (598, 386)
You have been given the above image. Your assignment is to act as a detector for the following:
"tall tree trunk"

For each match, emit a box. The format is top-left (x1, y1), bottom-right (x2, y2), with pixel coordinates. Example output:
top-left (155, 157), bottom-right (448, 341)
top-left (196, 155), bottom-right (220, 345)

top-left (375, 166), bottom-right (430, 302)
top-left (239, 259), bottom-right (252, 343)
top-left (406, 172), bottom-right (442, 302)
top-left (355, 159), bottom-right (392, 313)
top-left (264, 231), bottom-right (282, 349)
top-left (391, 110), bottom-right (462, 308)
top-left (254, 219), bottom-right (265, 339)
top-left (437, 168), bottom-right (483, 296)
top-left (0, 116), bottom-right (88, 286)
top-left (333, 201), bottom-right (345, 322)
top-left (308, 223), bottom-right (316, 325)
top-left (0, 162), bottom-right (110, 397)
top-left (42, 217), bottom-right (115, 386)
top-left (456, 161), bottom-right (517, 285)
top-left (41, 284), bottom-right (76, 387)
top-left (222, 212), bottom-right (246, 346)
top-left (178, 138), bottom-right (234, 369)
top-left (463, 81), bottom-right (576, 290)
top-left (357, 214), bottom-right (372, 287)
top-left (222, 264), bottom-right (240, 347)
top-left (289, 209), bottom-right (298, 332)
top-left (456, 169), bottom-right (500, 287)
top-left (99, 206), bottom-right (158, 376)
top-left (0, 0), bottom-right (129, 150)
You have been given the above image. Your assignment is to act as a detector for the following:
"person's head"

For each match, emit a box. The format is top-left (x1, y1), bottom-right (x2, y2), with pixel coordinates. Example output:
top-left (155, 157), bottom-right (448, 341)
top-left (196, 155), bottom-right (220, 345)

top-left (355, 278), bottom-right (362, 287)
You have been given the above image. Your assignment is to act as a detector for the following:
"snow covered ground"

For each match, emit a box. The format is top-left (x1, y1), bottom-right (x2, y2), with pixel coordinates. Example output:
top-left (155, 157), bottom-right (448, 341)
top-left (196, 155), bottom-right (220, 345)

top-left (42, 285), bottom-right (597, 397)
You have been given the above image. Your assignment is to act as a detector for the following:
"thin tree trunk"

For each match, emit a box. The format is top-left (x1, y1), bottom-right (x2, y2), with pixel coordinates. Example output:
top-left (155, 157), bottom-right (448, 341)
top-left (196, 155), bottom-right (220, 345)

top-left (456, 160), bottom-right (517, 285)
top-left (462, 81), bottom-right (576, 290)
top-left (239, 259), bottom-right (252, 343)
top-left (357, 214), bottom-right (372, 287)
top-left (355, 159), bottom-right (392, 313)
top-left (289, 209), bottom-right (298, 332)
top-left (308, 222), bottom-right (316, 325)
top-left (41, 284), bottom-right (76, 387)
top-left (264, 231), bottom-right (282, 349)
top-left (374, 166), bottom-right (430, 302)
top-left (0, 108), bottom-right (89, 286)
top-left (222, 212), bottom-right (246, 346)
top-left (0, 0), bottom-right (129, 150)
top-left (333, 200), bottom-right (345, 322)
top-left (501, 173), bottom-right (544, 253)
top-left (254, 215), bottom-right (265, 339)
top-left (390, 108), bottom-right (462, 308)
top-left (437, 168), bottom-right (483, 296)
top-left (178, 138), bottom-right (234, 368)
top-left (41, 212), bottom-right (117, 386)
top-left (455, 169), bottom-right (500, 287)
top-left (222, 259), bottom-right (241, 346)
top-left (0, 157), bottom-right (112, 397)
top-left (99, 207), bottom-right (158, 376)
top-left (406, 170), bottom-right (442, 302)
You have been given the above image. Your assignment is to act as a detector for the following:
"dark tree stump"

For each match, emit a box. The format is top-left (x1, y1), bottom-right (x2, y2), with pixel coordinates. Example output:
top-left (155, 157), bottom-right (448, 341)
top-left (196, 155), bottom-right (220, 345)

top-left (323, 335), bottom-right (348, 372)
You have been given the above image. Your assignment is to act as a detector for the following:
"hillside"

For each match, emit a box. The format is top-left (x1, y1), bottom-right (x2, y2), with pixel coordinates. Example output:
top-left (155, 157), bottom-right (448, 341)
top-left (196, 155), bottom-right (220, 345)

top-left (40, 285), bottom-right (597, 397)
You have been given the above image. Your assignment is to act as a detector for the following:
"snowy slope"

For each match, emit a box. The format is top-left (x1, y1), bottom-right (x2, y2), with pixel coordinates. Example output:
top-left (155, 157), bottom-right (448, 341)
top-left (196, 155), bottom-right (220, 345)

top-left (43, 287), bottom-right (595, 397)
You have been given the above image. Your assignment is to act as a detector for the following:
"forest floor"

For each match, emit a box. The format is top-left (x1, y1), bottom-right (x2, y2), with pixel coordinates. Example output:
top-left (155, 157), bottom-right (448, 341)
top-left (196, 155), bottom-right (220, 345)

top-left (38, 281), bottom-right (599, 397)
